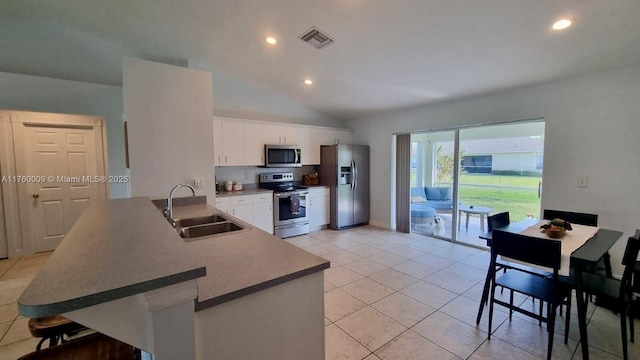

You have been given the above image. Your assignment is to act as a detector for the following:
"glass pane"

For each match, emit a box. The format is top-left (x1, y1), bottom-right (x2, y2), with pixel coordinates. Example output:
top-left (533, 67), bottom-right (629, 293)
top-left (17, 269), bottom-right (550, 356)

top-left (457, 121), bottom-right (545, 247)
top-left (409, 131), bottom-right (456, 240)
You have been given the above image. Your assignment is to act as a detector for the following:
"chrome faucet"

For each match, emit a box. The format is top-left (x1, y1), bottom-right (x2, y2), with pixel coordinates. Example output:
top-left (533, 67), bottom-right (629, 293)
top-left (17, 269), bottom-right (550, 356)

top-left (167, 184), bottom-right (196, 220)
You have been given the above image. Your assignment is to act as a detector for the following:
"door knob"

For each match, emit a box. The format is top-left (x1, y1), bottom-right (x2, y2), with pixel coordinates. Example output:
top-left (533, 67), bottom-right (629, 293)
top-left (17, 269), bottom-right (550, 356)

top-left (32, 193), bottom-right (39, 198)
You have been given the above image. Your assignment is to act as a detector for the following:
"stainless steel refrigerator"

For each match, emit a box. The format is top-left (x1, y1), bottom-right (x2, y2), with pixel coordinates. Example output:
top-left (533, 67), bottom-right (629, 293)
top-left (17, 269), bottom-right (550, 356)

top-left (320, 144), bottom-right (370, 229)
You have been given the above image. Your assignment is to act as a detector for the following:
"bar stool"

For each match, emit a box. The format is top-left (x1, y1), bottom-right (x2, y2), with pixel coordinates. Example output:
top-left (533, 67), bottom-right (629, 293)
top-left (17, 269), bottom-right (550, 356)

top-left (18, 332), bottom-right (137, 360)
top-left (28, 315), bottom-right (87, 350)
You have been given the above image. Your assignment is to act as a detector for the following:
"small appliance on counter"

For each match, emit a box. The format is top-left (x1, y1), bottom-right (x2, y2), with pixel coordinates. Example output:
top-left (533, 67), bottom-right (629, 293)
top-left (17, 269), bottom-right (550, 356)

top-left (259, 172), bottom-right (309, 238)
top-left (264, 145), bottom-right (302, 167)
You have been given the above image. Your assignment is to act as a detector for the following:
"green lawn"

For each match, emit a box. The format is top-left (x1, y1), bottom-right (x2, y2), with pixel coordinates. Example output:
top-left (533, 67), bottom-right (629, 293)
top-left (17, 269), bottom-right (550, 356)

top-left (415, 174), bottom-right (542, 221)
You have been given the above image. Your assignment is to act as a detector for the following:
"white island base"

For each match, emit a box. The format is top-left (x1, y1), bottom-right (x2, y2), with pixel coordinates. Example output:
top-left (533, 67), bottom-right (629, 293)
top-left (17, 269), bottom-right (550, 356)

top-left (62, 272), bottom-right (324, 360)
top-left (195, 271), bottom-right (324, 360)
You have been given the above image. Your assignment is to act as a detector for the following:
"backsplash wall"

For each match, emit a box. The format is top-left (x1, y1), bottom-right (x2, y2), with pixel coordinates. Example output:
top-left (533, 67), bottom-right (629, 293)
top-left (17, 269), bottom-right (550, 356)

top-left (215, 166), bottom-right (317, 187)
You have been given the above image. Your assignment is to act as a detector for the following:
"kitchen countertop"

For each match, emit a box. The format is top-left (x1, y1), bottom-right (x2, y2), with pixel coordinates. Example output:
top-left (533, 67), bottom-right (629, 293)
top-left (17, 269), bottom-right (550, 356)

top-left (18, 197), bottom-right (329, 316)
top-left (216, 188), bottom-right (273, 197)
top-left (170, 204), bottom-right (329, 311)
top-left (18, 197), bottom-right (207, 317)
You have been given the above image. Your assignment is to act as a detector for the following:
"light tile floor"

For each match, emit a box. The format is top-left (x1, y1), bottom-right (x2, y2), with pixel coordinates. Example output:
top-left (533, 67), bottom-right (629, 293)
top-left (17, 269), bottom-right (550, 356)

top-left (291, 225), bottom-right (640, 360)
top-left (0, 226), bottom-right (638, 359)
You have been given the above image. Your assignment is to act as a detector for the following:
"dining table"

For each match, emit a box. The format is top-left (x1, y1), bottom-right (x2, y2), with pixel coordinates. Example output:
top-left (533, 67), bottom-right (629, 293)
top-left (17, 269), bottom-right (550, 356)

top-left (475, 217), bottom-right (623, 360)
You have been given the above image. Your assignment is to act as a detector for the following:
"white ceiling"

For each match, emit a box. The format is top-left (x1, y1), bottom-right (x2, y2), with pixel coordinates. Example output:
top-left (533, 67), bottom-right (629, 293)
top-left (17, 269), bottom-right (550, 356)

top-left (3, 0), bottom-right (640, 120)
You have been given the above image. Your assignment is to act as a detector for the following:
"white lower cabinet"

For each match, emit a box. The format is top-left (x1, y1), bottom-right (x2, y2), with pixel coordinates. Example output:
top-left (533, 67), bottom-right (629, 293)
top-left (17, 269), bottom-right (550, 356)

top-left (215, 193), bottom-right (273, 234)
top-left (309, 187), bottom-right (330, 231)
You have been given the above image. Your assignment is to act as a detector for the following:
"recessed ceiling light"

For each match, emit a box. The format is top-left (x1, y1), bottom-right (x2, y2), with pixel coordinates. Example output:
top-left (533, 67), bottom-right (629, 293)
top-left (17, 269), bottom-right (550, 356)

top-left (265, 37), bottom-right (277, 45)
top-left (552, 18), bottom-right (573, 31)
top-left (303, 79), bottom-right (313, 85)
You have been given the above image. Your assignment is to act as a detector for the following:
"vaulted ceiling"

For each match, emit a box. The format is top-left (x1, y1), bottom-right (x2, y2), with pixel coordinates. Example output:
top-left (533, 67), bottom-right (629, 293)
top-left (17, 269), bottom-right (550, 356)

top-left (2, 0), bottom-right (640, 119)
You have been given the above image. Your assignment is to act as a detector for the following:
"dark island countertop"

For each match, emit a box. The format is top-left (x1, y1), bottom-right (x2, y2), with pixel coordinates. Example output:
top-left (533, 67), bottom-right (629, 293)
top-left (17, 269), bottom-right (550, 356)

top-left (18, 197), bottom-right (329, 316)
top-left (168, 203), bottom-right (329, 311)
top-left (18, 197), bottom-right (207, 317)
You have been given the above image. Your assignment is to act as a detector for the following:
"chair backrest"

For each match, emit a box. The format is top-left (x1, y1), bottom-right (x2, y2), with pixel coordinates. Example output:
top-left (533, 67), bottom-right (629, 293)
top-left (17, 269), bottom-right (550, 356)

top-left (488, 212), bottom-right (510, 232)
top-left (543, 209), bottom-right (598, 226)
top-left (620, 233), bottom-right (640, 292)
top-left (491, 230), bottom-right (561, 272)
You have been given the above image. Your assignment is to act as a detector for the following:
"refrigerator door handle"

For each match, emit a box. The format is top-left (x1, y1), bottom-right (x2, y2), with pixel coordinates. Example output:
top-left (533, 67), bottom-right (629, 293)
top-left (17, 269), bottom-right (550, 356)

top-left (351, 160), bottom-right (355, 190)
top-left (353, 160), bottom-right (357, 191)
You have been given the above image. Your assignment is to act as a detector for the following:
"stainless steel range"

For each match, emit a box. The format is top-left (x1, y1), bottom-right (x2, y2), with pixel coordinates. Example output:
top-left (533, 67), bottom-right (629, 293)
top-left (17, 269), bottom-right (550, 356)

top-left (259, 173), bottom-right (310, 238)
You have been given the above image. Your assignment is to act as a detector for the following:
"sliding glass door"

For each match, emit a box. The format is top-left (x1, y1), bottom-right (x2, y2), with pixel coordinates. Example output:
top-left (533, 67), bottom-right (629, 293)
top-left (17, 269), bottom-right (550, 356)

top-left (410, 131), bottom-right (456, 240)
top-left (409, 120), bottom-right (545, 247)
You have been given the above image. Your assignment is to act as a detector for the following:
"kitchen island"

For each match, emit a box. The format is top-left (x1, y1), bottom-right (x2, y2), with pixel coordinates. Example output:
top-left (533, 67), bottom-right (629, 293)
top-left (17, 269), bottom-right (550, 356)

top-left (18, 197), bottom-right (329, 360)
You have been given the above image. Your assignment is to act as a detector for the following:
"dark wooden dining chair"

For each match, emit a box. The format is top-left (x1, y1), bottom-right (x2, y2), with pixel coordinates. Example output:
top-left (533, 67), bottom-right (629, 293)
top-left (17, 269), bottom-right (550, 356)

top-left (488, 230), bottom-right (572, 360)
top-left (542, 209), bottom-right (598, 226)
top-left (580, 233), bottom-right (640, 360)
top-left (487, 211), bottom-right (510, 231)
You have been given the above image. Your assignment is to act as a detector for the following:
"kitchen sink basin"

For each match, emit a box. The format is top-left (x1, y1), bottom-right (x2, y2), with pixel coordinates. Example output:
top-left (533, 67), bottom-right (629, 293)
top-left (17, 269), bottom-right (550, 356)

top-left (172, 214), bottom-right (228, 228)
top-left (178, 221), bottom-right (245, 240)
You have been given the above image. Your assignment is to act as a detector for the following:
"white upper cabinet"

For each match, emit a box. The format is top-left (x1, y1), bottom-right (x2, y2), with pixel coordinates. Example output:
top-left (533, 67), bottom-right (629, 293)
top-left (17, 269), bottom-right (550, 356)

top-left (212, 116), bottom-right (352, 167)
top-left (244, 122), bottom-right (265, 166)
top-left (263, 123), bottom-right (299, 145)
top-left (213, 117), bottom-right (245, 166)
top-left (322, 128), bottom-right (353, 145)
top-left (213, 117), bottom-right (223, 165)
top-left (299, 127), bottom-right (324, 165)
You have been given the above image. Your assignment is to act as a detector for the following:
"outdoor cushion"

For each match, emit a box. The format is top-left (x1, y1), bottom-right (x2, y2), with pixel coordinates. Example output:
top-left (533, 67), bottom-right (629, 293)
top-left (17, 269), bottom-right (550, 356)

top-left (426, 187), bottom-right (451, 201)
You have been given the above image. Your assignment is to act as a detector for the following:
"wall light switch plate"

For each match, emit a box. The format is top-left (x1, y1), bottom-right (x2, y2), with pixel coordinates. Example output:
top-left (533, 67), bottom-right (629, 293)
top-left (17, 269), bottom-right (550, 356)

top-left (577, 176), bottom-right (588, 188)
top-left (194, 177), bottom-right (205, 188)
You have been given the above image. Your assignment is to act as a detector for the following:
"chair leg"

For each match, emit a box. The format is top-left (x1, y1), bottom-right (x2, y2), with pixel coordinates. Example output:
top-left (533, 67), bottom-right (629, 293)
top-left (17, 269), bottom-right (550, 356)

top-left (564, 294), bottom-right (572, 344)
top-left (488, 284), bottom-right (497, 339)
top-left (620, 299), bottom-right (628, 360)
top-left (539, 299), bottom-right (543, 327)
top-left (509, 290), bottom-right (514, 321)
top-left (547, 304), bottom-right (556, 360)
top-left (36, 337), bottom-right (47, 351)
top-left (628, 290), bottom-right (635, 343)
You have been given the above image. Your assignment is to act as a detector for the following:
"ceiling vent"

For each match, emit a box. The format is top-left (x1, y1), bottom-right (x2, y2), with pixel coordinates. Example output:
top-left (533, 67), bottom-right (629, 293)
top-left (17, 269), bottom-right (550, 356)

top-left (299, 27), bottom-right (334, 49)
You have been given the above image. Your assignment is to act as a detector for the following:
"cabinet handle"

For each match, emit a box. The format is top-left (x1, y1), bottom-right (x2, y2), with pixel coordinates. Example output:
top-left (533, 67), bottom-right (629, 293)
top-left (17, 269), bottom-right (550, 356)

top-left (284, 136), bottom-right (287, 143)
top-left (225, 156), bottom-right (228, 163)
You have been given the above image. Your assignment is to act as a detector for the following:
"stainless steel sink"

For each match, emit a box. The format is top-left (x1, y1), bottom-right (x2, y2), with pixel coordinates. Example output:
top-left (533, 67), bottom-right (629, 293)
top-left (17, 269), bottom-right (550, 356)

top-left (179, 221), bottom-right (245, 239)
top-left (172, 214), bottom-right (228, 228)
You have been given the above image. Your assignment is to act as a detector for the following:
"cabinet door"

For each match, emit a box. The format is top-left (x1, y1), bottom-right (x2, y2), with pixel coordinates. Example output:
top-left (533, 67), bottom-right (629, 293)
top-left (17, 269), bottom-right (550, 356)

top-left (323, 129), bottom-right (353, 145)
top-left (299, 127), bottom-right (323, 165)
top-left (252, 201), bottom-right (273, 234)
top-left (264, 123), bottom-right (299, 145)
top-left (221, 119), bottom-right (245, 165)
top-left (309, 192), bottom-right (330, 229)
top-left (213, 117), bottom-right (223, 165)
top-left (231, 203), bottom-right (253, 224)
top-left (215, 197), bottom-right (230, 213)
top-left (244, 122), bottom-right (265, 166)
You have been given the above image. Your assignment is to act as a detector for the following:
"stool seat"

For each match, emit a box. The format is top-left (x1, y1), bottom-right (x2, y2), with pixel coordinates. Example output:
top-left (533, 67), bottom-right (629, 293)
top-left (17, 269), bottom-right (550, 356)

top-left (18, 332), bottom-right (136, 360)
top-left (29, 315), bottom-right (88, 350)
top-left (29, 315), bottom-right (85, 338)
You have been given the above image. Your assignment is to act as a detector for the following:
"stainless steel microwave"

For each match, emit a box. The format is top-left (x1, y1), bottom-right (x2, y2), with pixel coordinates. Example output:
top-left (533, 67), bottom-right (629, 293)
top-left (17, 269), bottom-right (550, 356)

top-left (264, 145), bottom-right (302, 167)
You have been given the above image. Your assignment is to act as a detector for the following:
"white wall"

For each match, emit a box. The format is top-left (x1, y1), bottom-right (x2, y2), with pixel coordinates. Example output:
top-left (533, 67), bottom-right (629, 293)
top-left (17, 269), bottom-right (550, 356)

top-left (347, 64), bottom-right (640, 275)
top-left (208, 68), bottom-right (343, 128)
top-left (0, 71), bottom-right (128, 198)
top-left (124, 58), bottom-right (214, 201)
top-left (215, 165), bottom-right (317, 187)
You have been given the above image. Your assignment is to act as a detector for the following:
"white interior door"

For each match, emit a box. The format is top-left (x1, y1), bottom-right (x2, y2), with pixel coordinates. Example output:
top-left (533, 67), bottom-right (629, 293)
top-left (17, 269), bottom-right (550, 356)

top-left (14, 117), bottom-right (107, 252)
